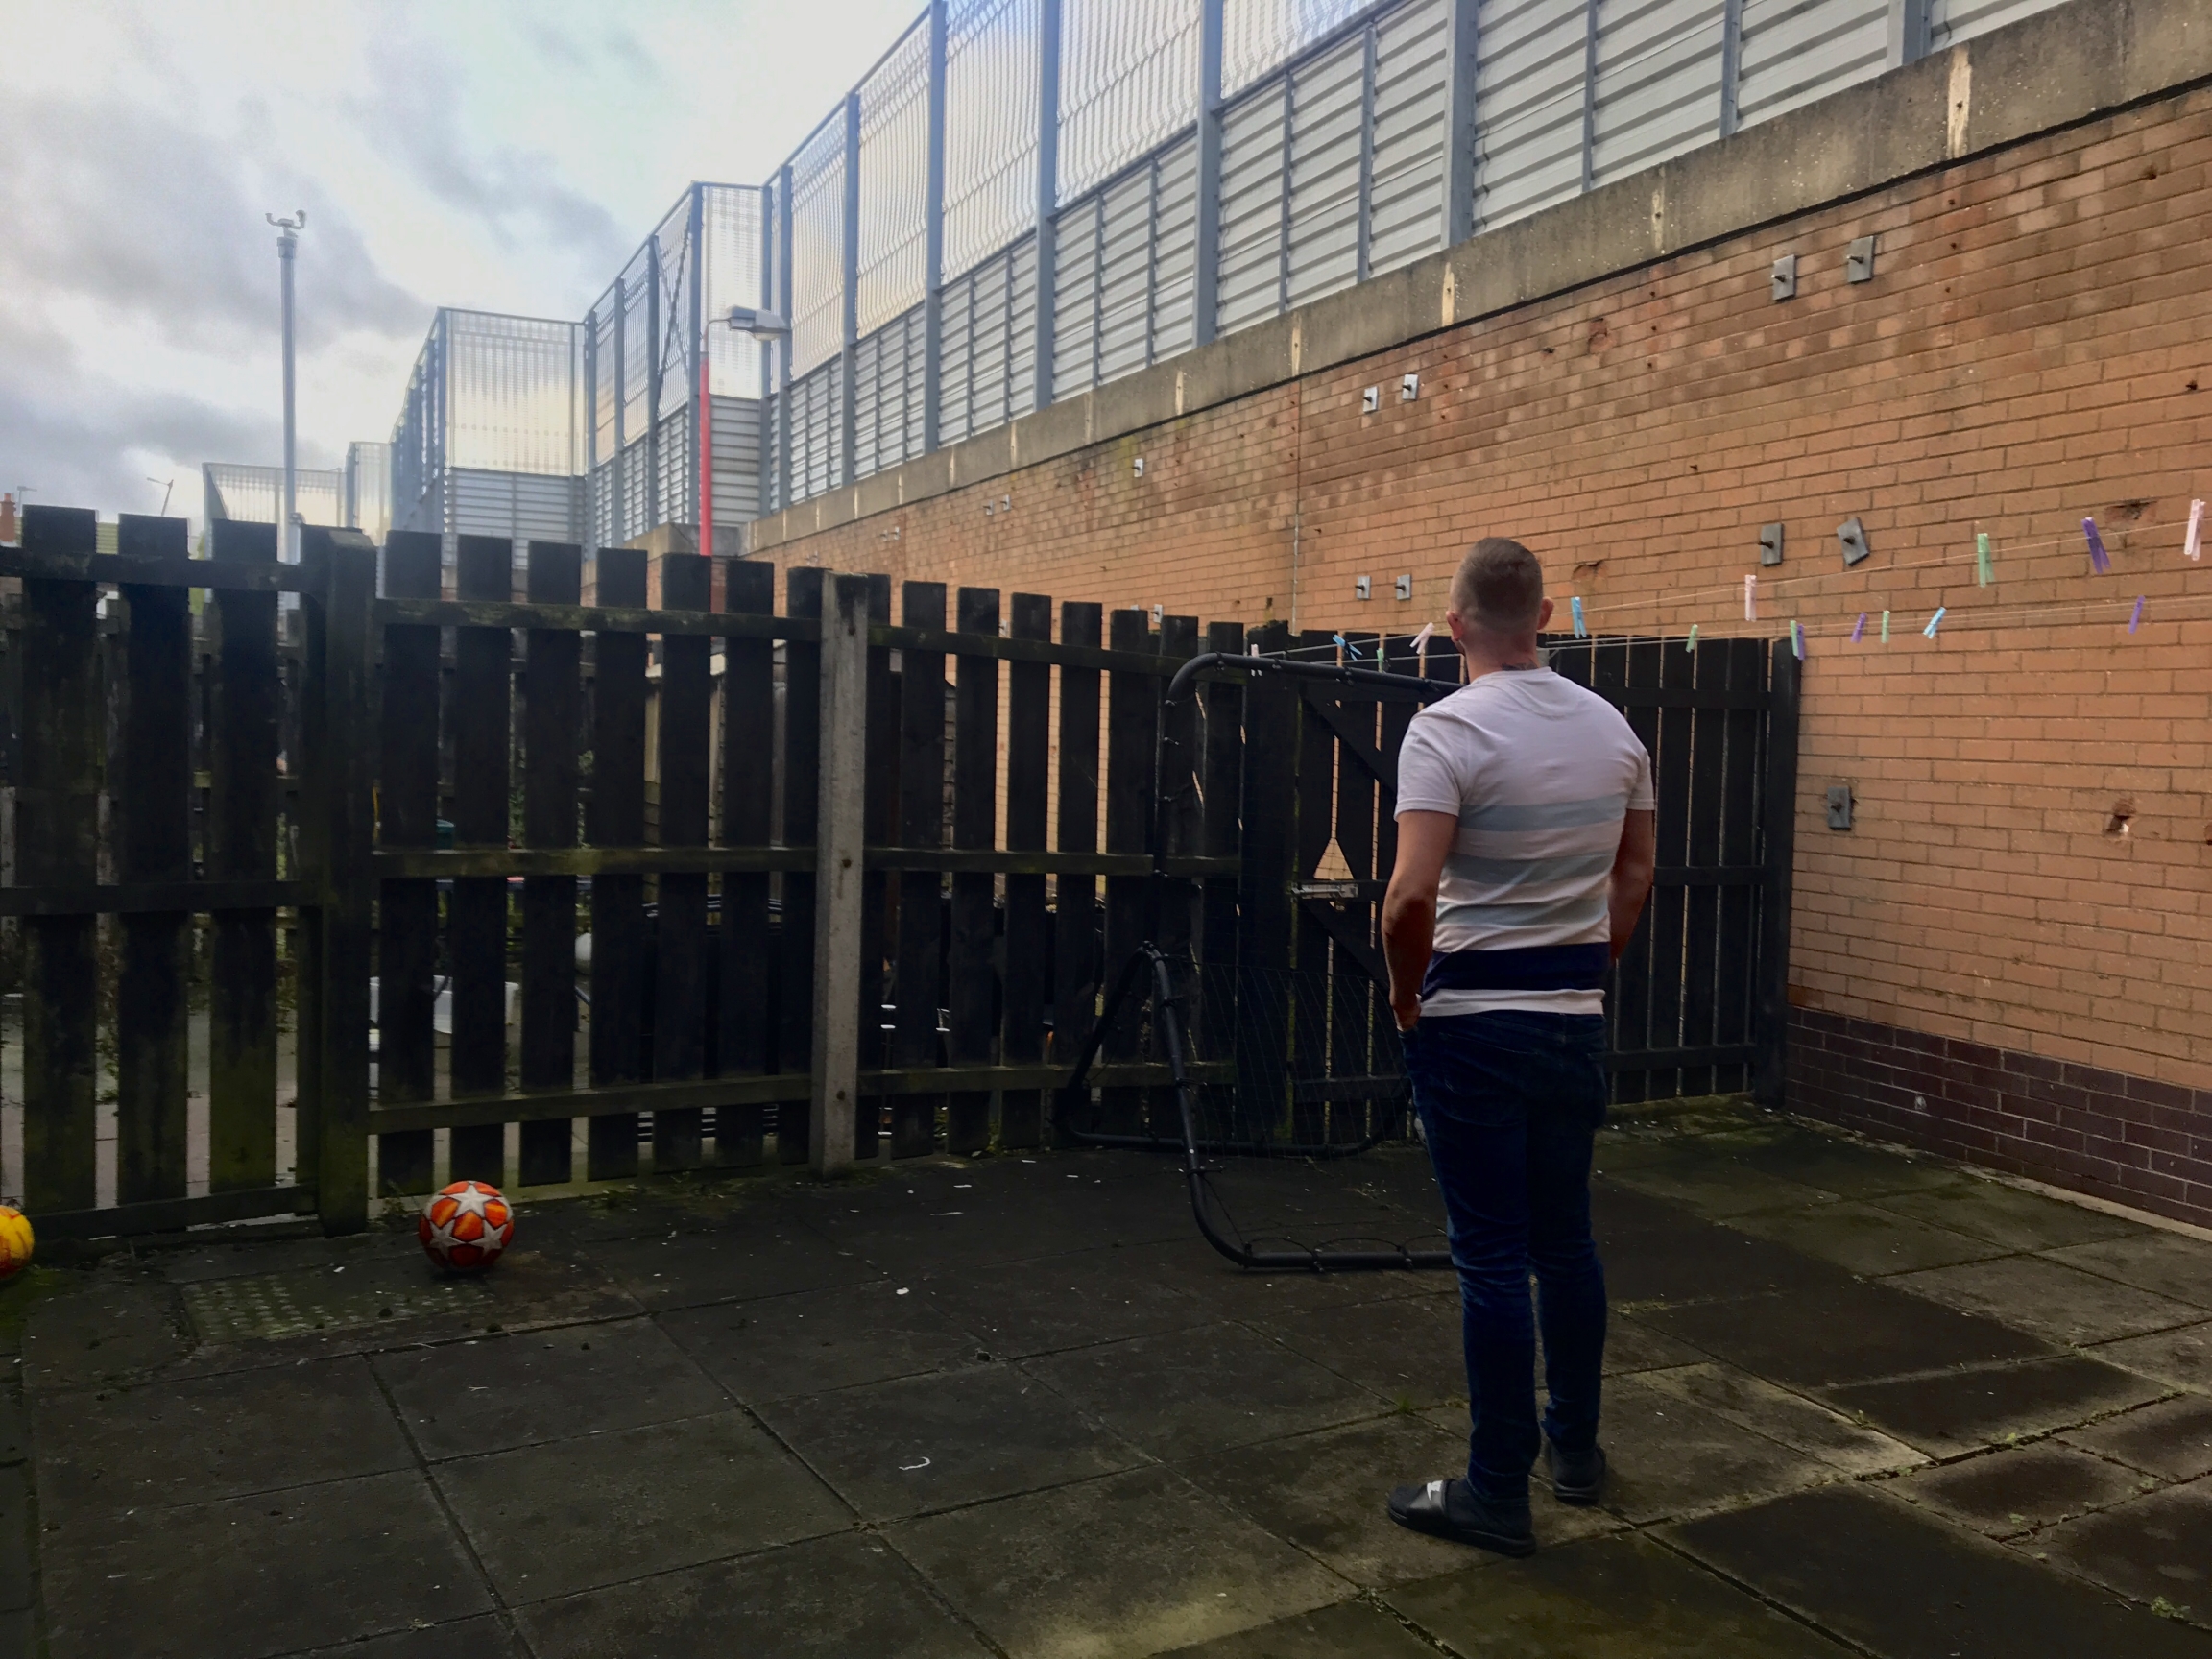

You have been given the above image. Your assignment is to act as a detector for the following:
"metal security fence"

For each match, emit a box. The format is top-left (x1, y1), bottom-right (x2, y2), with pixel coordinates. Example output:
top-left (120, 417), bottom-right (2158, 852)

top-left (757, 0), bottom-right (2068, 514)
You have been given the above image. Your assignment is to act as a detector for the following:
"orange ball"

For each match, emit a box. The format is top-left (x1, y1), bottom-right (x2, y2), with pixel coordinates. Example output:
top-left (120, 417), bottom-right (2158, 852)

top-left (0, 1207), bottom-right (30, 1279)
top-left (418, 1180), bottom-right (514, 1273)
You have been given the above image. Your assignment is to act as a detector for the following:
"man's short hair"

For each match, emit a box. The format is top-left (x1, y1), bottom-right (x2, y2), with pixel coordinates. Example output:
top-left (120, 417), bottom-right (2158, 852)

top-left (1449, 538), bottom-right (1545, 633)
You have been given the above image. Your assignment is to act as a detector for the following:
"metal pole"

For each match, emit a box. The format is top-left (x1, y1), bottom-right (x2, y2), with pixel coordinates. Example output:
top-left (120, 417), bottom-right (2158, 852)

top-left (923, 0), bottom-right (948, 453)
top-left (777, 165), bottom-right (795, 511)
top-left (267, 211), bottom-right (305, 563)
top-left (1033, 0), bottom-right (1062, 413)
top-left (1193, 0), bottom-right (1226, 347)
top-left (1442, 0), bottom-right (1479, 244)
top-left (841, 92), bottom-right (861, 490)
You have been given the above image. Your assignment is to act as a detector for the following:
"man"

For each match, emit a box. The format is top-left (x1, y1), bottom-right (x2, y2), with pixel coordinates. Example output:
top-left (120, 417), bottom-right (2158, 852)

top-left (1381, 537), bottom-right (1656, 1556)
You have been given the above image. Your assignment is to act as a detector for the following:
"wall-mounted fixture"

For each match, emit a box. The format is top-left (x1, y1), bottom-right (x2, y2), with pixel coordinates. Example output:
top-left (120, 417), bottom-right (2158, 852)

top-left (1395, 574), bottom-right (1412, 601)
top-left (1150, 604), bottom-right (1165, 625)
top-left (1133, 456), bottom-right (1145, 478)
top-left (1838, 517), bottom-right (1870, 566)
top-left (1400, 373), bottom-right (1420, 401)
top-left (1356, 576), bottom-right (1372, 600)
top-left (1361, 386), bottom-right (1381, 414)
top-left (1846, 235), bottom-right (1876, 283)
top-left (1759, 524), bottom-right (1785, 566)
top-left (1825, 784), bottom-right (1854, 830)
top-left (1771, 254), bottom-right (1798, 301)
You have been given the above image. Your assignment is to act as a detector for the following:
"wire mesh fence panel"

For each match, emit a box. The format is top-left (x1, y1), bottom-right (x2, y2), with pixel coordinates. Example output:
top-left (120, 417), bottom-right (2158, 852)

top-left (789, 118), bottom-right (850, 379)
top-left (654, 195), bottom-right (695, 426)
top-left (1059, 0), bottom-right (1204, 202)
top-left (202, 464), bottom-right (345, 532)
top-left (589, 292), bottom-right (620, 461)
top-left (1589, 0), bottom-right (1725, 189)
top-left (1473, 0), bottom-right (1588, 232)
top-left (1734, 0), bottom-right (1888, 132)
top-left (701, 184), bottom-right (768, 398)
top-left (944, 0), bottom-right (1044, 281)
top-left (1222, 0), bottom-right (1383, 94)
top-left (857, 17), bottom-right (934, 338)
top-left (443, 313), bottom-right (584, 477)
top-left (619, 245), bottom-right (655, 448)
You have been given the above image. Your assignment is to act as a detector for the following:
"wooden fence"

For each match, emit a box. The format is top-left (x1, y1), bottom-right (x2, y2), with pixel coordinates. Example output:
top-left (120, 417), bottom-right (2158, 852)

top-left (0, 504), bottom-right (1797, 1238)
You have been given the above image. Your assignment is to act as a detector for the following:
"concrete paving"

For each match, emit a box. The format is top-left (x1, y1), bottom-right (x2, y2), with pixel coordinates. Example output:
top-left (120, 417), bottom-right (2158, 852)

top-left (9, 1098), bottom-right (2212, 1657)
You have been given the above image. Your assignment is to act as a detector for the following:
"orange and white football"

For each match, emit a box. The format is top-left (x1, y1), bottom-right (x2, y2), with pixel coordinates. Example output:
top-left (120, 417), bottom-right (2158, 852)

top-left (418, 1180), bottom-right (514, 1273)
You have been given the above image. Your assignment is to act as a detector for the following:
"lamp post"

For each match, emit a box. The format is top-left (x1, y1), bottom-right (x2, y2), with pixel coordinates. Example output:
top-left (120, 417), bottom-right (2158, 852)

top-left (266, 210), bottom-right (306, 563)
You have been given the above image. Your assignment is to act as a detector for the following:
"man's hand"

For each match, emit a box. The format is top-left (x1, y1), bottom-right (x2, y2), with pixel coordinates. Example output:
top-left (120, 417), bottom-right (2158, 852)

top-left (1609, 808), bottom-right (1657, 963)
top-left (1382, 811), bottom-right (1457, 1029)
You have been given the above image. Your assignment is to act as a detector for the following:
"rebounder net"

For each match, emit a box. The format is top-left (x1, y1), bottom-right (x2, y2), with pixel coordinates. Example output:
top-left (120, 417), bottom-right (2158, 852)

top-left (1059, 947), bottom-right (1451, 1272)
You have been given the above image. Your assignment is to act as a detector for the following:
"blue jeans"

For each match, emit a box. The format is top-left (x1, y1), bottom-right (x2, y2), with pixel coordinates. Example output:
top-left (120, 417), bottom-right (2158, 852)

top-left (1402, 1010), bottom-right (1609, 1501)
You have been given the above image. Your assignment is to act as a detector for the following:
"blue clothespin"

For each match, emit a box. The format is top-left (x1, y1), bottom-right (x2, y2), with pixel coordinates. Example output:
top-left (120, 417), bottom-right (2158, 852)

top-left (1333, 632), bottom-right (1360, 661)
top-left (1570, 596), bottom-right (1588, 637)
top-left (2085, 517), bottom-right (2112, 573)
top-left (1923, 606), bottom-right (1947, 639)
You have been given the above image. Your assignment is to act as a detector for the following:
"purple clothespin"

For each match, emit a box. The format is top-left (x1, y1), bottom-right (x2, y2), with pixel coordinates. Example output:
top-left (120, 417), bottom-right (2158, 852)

top-left (2084, 517), bottom-right (2112, 573)
top-left (2128, 596), bottom-right (2145, 634)
top-left (1851, 612), bottom-right (1867, 643)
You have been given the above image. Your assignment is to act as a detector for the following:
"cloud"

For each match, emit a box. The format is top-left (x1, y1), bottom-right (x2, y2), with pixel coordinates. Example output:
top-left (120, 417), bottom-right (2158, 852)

top-left (0, 93), bottom-right (425, 353)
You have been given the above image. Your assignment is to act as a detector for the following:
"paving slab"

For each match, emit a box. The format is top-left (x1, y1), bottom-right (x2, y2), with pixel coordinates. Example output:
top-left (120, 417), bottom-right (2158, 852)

top-left (1821, 1355), bottom-right (2167, 1456)
top-left (373, 1317), bottom-right (729, 1459)
top-left (1023, 1321), bottom-right (1383, 1461)
top-left (916, 1242), bottom-right (1214, 1360)
top-left (1722, 1200), bottom-right (2002, 1277)
top-left (2044, 1234), bottom-right (2212, 1312)
top-left (1869, 1180), bottom-right (2147, 1252)
top-left (514, 1529), bottom-right (995, 1658)
top-left (1384, 1532), bottom-right (1855, 1657)
top-left (1669, 1482), bottom-right (2209, 1659)
top-left (1572, 1372), bottom-right (1836, 1524)
top-left (1598, 1211), bottom-right (1863, 1310)
top-left (2089, 1319), bottom-right (2212, 1393)
top-left (803, 1163), bottom-right (1195, 1269)
top-left (1241, 1287), bottom-right (1469, 1407)
top-left (430, 1409), bottom-right (847, 1603)
top-left (1711, 1128), bottom-right (1967, 1202)
top-left (154, 1228), bottom-right (417, 1286)
top-left (586, 1215), bottom-right (882, 1311)
top-left (33, 1354), bottom-right (412, 1525)
top-left (1605, 1158), bottom-right (1840, 1220)
top-left (1893, 1440), bottom-right (2152, 1537)
top-left (295, 1615), bottom-right (528, 1658)
top-left (1179, 1413), bottom-right (1615, 1590)
top-left (2034, 1479), bottom-right (2212, 1623)
top-left (22, 1276), bottom-right (186, 1391)
top-left (1603, 1311), bottom-right (1711, 1374)
top-left (757, 1361), bottom-right (1142, 1520)
top-left (2062, 1393), bottom-right (2212, 1481)
top-left (1157, 1599), bottom-right (1439, 1658)
top-left (1890, 1253), bottom-right (2206, 1347)
top-left (1639, 1279), bottom-right (2051, 1389)
top-left (0, 1462), bottom-right (26, 1615)
top-left (890, 1463), bottom-right (1345, 1659)
top-left (1636, 1363), bottom-right (1926, 1475)
top-left (659, 1278), bottom-right (985, 1400)
top-left (39, 1468), bottom-right (490, 1659)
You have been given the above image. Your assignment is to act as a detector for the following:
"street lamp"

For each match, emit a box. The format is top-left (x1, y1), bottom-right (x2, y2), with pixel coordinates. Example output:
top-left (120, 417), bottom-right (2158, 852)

top-left (266, 209), bottom-right (306, 563)
top-left (696, 309), bottom-right (790, 560)
top-left (725, 306), bottom-right (790, 339)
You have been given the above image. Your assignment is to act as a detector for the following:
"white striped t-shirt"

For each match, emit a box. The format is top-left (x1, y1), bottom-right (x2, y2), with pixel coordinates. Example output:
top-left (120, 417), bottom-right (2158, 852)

top-left (1394, 667), bottom-right (1654, 1016)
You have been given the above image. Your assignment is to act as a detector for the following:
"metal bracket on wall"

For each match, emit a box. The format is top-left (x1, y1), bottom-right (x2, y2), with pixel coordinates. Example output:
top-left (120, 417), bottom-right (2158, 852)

top-left (1825, 784), bottom-right (1854, 830)
top-left (1356, 575), bottom-right (1371, 600)
top-left (1759, 524), bottom-right (1785, 566)
top-left (1771, 254), bottom-right (1797, 301)
top-left (1400, 373), bottom-right (1420, 401)
top-left (1838, 517), bottom-right (1870, 566)
top-left (1360, 386), bottom-right (1381, 414)
top-left (1395, 573), bottom-right (1411, 600)
top-left (1846, 235), bottom-right (1876, 283)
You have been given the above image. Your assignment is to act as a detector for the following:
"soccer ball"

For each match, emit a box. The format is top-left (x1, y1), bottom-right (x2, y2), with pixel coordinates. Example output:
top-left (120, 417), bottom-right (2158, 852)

top-left (0, 1207), bottom-right (31, 1279)
top-left (418, 1181), bottom-right (514, 1273)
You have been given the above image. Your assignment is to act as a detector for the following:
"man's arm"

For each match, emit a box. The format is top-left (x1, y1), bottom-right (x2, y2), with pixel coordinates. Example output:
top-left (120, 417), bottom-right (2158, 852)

top-left (1609, 808), bottom-right (1657, 962)
top-left (1382, 810), bottom-right (1458, 1031)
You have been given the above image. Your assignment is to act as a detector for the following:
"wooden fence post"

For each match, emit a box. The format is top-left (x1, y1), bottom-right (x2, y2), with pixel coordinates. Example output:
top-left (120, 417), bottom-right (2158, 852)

top-left (1754, 640), bottom-right (1800, 1109)
top-left (447, 536), bottom-right (513, 1182)
top-left (519, 541), bottom-right (584, 1186)
top-left (302, 529), bottom-right (376, 1235)
top-left (810, 573), bottom-right (869, 1176)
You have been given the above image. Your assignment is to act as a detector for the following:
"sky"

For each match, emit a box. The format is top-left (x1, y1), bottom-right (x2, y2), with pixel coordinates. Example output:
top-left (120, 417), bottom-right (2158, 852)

top-left (0, 0), bottom-right (923, 530)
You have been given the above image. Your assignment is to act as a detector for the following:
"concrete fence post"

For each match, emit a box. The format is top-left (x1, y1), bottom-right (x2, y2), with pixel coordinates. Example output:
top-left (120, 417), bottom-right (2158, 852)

top-left (810, 572), bottom-right (870, 1174)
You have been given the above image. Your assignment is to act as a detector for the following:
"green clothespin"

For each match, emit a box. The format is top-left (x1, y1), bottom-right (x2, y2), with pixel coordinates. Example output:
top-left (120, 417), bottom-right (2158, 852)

top-left (1880, 610), bottom-right (1891, 643)
top-left (1685, 623), bottom-right (1699, 651)
top-left (1976, 532), bottom-right (1992, 588)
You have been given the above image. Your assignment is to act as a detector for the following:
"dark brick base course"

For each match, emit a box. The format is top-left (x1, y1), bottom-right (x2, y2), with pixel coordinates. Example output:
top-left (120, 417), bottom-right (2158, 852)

top-left (1788, 1009), bottom-right (2212, 1232)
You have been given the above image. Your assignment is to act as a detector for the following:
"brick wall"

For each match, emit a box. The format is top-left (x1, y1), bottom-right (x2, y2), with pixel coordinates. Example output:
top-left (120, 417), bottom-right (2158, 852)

top-left (763, 85), bottom-right (2212, 1225)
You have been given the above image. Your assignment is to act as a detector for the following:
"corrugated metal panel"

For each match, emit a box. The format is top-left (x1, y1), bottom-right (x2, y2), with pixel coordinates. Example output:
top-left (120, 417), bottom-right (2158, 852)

top-left (620, 440), bottom-right (653, 546)
top-left (855, 306), bottom-right (926, 478)
top-left (1591, 0), bottom-right (1725, 187)
top-left (1367, 0), bottom-right (1449, 275)
top-left (652, 406), bottom-right (691, 528)
top-left (590, 455), bottom-right (618, 545)
top-left (1150, 135), bottom-right (1201, 360)
top-left (1735, 0), bottom-right (1888, 132)
top-left (1053, 196), bottom-right (1103, 399)
top-left (1096, 163), bottom-right (1159, 381)
top-left (1474, 0), bottom-right (1587, 231)
top-left (1223, 0), bottom-right (1381, 94)
top-left (1216, 81), bottom-right (1289, 334)
top-left (1285, 31), bottom-right (1368, 309)
top-left (786, 360), bottom-right (843, 504)
top-left (447, 469), bottom-right (583, 542)
top-left (709, 396), bottom-right (764, 525)
top-left (1930, 0), bottom-right (2064, 49)
top-left (939, 233), bottom-right (1038, 446)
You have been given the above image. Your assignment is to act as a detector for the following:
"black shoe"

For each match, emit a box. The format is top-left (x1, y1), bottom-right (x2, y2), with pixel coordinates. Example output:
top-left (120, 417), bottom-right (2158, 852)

top-left (1544, 1440), bottom-right (1607, 1505)
top-left (1385, 1477), bottom-right (1537, 1556)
